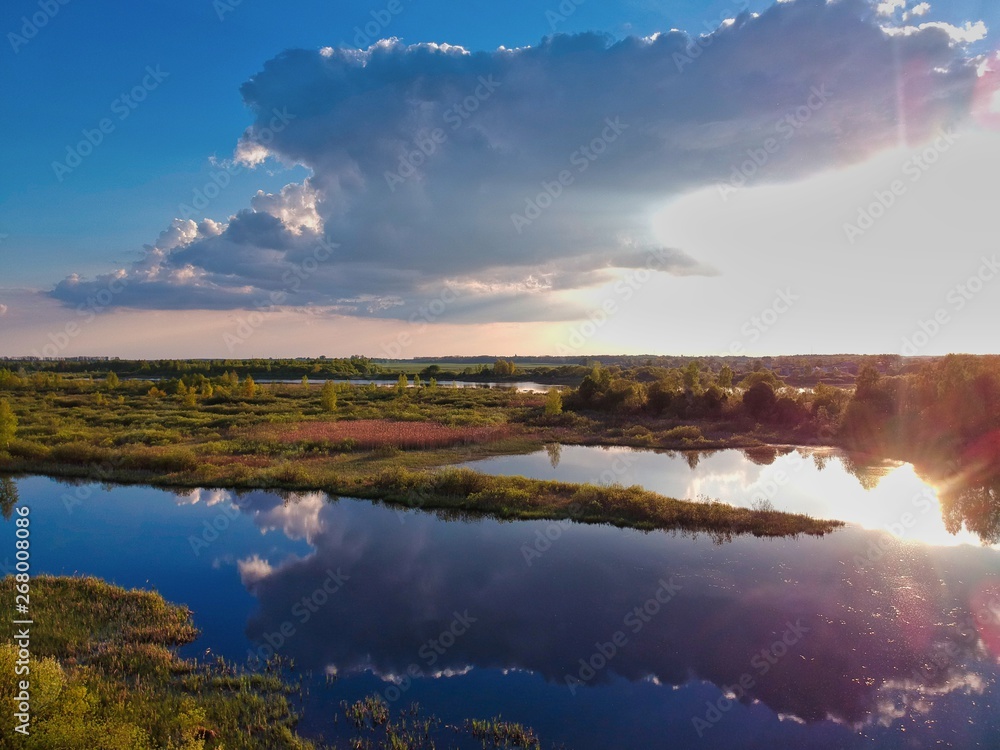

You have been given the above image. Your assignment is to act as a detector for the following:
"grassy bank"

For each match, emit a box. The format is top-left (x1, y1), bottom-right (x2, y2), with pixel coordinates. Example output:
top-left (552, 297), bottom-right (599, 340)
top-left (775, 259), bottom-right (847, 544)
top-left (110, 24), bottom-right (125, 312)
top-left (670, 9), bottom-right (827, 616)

top-left (0, 377), bottom-right (843, 537)
top-left (0, 576), bottom-right (312, 750)
top-left (0, 576), bottom-right (547, 749)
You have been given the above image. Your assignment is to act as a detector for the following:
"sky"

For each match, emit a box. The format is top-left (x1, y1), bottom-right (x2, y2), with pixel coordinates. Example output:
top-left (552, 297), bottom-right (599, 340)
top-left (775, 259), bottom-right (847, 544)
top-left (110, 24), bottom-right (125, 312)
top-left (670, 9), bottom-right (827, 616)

top-left (1, 0), bottom-right (998, 359)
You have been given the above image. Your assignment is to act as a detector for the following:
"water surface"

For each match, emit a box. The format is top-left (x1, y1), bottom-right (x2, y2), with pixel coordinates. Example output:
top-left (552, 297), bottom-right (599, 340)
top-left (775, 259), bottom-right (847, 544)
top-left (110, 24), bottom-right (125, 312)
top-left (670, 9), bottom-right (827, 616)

top-left (1, 469), bottom-right (998, 749)
top-left (460, 445), bottom-right (989, 547)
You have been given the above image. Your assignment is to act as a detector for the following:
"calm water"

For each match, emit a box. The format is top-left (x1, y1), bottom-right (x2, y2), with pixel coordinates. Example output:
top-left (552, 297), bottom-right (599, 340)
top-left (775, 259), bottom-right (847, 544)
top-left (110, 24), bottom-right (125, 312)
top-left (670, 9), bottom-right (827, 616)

top-left (256, 378), bottom-right (560, 392)
top-left (459, 445), bottom-right (992, 547)
top-left (2, 451), bottom-right (999, 748)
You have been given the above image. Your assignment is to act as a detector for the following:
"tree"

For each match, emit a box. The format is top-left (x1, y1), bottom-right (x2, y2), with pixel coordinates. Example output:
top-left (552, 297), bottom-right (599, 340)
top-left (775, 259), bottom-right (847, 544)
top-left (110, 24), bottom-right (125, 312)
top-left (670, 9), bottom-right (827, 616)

top-left (105, 371), bottom-right (120, 390)
top-left (647, 378), bottom-right (675, 414)
top-left (493, 359), bottom-right (517, 377)
top-left (717, 365), bottom-right (734, 389)
top-left (683, 361), bottom-right (702, 394)
top-left (321, 381), bottom-right (338, 412)
top-left (738, 370), bottom-right (783, 390)
top-left (544, 388), bottom-right (563, 416)
top-left (396, 374), bottom-right (409, 394)
top-left (301, 375), bottom-right (309, 389)
top-left (743, 382), bottom-right (777, 420)
top-left (241, 376), bottom-right (257, 399)
top-left (855, 365), bottom-right (881, 399)
top-left (0, 399), bottom-right (17, 449)
top-left (0, 476), bottom-right (17, 520)
top-left (420, 364), bottom-right (442, 379)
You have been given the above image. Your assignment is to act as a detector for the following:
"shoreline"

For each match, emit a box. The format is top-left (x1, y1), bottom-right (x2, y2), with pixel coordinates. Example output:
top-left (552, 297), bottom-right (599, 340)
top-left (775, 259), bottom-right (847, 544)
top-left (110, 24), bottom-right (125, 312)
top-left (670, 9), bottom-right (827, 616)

top-left (1, 444), bottom-right (844, 538)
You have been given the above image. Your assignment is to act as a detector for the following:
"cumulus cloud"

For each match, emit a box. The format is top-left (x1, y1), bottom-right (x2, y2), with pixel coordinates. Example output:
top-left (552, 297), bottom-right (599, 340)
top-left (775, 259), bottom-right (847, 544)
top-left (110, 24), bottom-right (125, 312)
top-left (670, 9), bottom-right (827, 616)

top-left (50, 0), bottom-right (987, 322)
top-left (882, 20), bottom-right (988, 45)
top-left (0, 304), bottom-right (7, 317)
top-left (875, 0), bottom-right (906, 17)
top-left (237, 554), bottom-right (274, 588)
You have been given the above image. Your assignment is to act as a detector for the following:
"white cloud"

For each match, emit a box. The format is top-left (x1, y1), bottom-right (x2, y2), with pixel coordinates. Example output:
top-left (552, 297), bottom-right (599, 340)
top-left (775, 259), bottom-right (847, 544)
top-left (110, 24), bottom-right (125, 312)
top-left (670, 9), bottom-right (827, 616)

top-left (876, 0), bottom-right (906, 17)
top-left (0, 304), bottom-right (7, 316)
top-left (883, 20), bottom-right (989, 45)
top-left (237, 554), bottom-right (274, 587)
top-left (253, 492), bottom-right (327, 543)
top-left (175, 488), bottom-right (231, 506)
top-left (250, 182), bottom-right (323, 235)
top-left (49, 0), bottom-right (987, 326)
top-left (907, 2), bottom-right (931, 18)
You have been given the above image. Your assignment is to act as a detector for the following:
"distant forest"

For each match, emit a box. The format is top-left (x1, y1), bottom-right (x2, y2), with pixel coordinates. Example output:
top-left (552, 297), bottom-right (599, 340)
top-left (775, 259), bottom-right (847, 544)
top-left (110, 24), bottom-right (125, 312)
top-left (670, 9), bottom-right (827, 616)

top-left (0, 353), bottom-right (927, 386)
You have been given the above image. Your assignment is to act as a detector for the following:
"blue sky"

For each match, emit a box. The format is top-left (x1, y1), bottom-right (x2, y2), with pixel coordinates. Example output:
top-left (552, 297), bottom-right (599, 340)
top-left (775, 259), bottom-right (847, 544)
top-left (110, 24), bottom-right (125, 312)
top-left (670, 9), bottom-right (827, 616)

top-left (1, 0), bottom-right (999, 357)
top-left (3, 0), bottom-right (788, 284)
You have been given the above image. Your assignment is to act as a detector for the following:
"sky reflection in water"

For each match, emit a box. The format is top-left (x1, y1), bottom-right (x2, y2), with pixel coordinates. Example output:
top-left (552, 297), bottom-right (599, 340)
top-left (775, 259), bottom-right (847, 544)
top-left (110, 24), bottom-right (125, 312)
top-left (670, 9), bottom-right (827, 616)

top-left (2, 452), bottom-right (998, 749)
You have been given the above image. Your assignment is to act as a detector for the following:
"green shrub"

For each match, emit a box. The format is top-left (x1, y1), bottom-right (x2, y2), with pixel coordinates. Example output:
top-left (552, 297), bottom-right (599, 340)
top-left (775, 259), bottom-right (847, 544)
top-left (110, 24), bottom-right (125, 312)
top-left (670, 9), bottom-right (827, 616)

top-left (663, 425), bottom-right (703, 441)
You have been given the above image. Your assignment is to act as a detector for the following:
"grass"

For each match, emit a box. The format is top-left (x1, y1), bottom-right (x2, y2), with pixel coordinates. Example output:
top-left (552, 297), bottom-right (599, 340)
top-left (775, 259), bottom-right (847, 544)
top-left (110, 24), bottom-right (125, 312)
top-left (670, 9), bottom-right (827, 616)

top-left (0, 377), bottom-right (844, 538)
top-left (244, 419), bottom-right (517, 451)
top-left (0, 576), bottom-right (313, 750)
top-left (0, 576), bottom-right (550, 750)
top-left (338, 695), bottom-right (543, 749)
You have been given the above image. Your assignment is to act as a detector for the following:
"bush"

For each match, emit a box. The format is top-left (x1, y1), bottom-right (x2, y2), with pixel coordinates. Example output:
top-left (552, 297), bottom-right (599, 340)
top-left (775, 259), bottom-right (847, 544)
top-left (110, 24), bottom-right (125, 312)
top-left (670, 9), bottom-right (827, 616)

top-left (663, 425), bottom-right (703, 441)
top-left (50, 442), bottom-right (113, 465)
top-left (7, 439), bottom-right (49, 461)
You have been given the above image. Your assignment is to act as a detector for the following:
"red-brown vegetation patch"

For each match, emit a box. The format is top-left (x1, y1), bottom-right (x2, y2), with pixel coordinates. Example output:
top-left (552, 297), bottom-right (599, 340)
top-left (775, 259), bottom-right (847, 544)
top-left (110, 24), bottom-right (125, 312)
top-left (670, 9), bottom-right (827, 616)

top-left (247, 419), bottom-right (515, 450)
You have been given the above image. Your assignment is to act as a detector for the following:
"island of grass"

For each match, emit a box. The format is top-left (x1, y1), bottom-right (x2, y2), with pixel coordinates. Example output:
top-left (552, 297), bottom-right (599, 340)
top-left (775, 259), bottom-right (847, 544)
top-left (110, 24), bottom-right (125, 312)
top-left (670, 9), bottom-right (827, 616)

top-left (0, 576), bottom-right (543, 749)
top-left (0, 576), bottom-right (311, 750)
top-left (0, 374), bottom-right (843, 538)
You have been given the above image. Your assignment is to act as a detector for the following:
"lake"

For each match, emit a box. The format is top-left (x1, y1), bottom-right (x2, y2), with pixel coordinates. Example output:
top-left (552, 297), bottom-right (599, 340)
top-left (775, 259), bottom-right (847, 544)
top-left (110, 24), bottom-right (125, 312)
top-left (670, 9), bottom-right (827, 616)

top-left (250, 378), bottom-right (560, 392)
top-left (457, 444), bottom-right (990, 547)
top-left (1, 448), bottom-right (998, 748)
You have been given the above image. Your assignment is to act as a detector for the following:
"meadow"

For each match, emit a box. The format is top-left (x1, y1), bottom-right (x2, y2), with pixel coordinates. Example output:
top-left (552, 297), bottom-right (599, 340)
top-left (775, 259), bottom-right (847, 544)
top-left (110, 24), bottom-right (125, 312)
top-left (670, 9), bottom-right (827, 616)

top-left (0, 369), bottom-right (842, 538)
